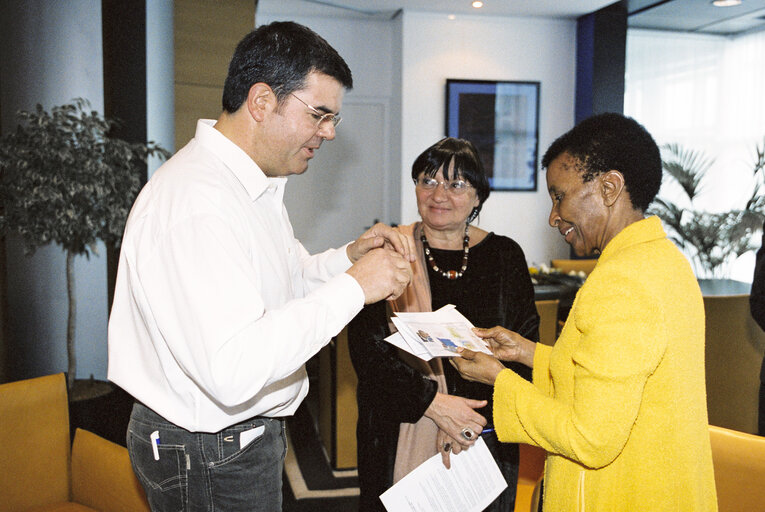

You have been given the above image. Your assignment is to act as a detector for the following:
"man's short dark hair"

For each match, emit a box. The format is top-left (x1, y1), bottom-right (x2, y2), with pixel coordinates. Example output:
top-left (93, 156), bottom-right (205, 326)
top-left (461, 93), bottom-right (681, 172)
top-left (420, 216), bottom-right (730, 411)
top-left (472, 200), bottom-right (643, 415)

top-left (222, 21), bottom-right (353, 113)
top-left (541, 113), bottom-right (662, 212)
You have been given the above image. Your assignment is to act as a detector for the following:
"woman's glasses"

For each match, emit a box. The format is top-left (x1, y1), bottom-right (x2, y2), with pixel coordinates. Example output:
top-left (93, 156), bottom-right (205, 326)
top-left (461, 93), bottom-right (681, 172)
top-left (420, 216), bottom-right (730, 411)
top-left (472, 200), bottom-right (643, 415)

top-left (414, 176), bottom-right (473, 195)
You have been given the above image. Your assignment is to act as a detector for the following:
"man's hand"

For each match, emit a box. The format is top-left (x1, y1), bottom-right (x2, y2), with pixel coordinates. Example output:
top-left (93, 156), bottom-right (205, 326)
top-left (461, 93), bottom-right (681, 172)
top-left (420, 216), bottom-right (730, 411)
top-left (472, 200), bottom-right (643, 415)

top-left (346, 223), bottom-right (416, 264)
top-left (346, 248), bottom-right (412, 303)
top-left (450, 349), bottom-right (506, 386)
top-left (472, 326), bottom-right (536, 368)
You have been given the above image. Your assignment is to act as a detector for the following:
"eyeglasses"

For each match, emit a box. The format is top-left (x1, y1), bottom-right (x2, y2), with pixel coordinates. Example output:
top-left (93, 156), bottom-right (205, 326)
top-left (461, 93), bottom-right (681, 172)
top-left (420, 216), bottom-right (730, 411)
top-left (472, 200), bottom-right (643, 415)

top-left (414, 176), bottom-right (473, 195)
top-left (290, 93), bottom-right (342, 128)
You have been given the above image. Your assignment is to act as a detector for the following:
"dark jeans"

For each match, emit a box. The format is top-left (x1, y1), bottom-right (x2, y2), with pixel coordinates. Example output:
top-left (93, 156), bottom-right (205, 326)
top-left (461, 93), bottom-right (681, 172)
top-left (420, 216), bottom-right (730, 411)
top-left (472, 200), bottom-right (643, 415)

top-left (127, 402), bottom-right (286, 511)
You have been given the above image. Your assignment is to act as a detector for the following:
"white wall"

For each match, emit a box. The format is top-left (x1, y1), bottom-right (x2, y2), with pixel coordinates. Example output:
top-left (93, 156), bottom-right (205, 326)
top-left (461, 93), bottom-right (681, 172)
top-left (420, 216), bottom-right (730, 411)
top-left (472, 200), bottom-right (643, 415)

top-left (399, 11), bottom-right (572, 265)
top-left (259, 10), bottom-right (574, 265)
top-left (257, 14), bottom-right (404, 251)
top-left (147, 0), bottom-right (175, 175)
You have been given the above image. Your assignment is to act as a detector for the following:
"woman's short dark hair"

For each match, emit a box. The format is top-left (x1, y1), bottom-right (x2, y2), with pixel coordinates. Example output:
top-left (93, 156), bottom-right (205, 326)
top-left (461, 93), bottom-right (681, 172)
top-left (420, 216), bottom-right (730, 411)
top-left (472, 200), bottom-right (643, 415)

top-left (541, 113), bottom-right (662, 212)
top-left (222, 21), bottom-right (353, 113)
top-left (411, 137), bottom-right (491, 217)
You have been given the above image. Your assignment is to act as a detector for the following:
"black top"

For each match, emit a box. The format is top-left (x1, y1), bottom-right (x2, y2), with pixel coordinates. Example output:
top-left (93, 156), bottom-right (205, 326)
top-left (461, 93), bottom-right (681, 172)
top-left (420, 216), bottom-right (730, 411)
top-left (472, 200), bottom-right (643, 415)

top-left (750, 221), bottom-right (765, 382)
top-left (348, 232), bottom-right (539, 511)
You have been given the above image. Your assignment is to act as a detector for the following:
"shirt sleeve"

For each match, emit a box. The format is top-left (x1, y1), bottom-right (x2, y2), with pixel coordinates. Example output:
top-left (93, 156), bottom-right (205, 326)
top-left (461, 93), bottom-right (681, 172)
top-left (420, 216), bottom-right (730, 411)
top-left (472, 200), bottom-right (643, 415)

top-left (132, 213), bottom-right (364, 408)
top-left (298, 241), bottom-right (355, 292)
top-left (493, 272), bottom-right (665, 469)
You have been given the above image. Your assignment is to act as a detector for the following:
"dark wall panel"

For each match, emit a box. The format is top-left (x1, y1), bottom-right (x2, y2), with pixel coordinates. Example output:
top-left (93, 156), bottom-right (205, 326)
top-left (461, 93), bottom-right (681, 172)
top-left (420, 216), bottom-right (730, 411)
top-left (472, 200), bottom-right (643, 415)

top-left (575, 2), bottom-right (627, 123)
top-left (101, 0), bottom-right (147, 309)
top-left (102, 0), bottom-right (147, 146)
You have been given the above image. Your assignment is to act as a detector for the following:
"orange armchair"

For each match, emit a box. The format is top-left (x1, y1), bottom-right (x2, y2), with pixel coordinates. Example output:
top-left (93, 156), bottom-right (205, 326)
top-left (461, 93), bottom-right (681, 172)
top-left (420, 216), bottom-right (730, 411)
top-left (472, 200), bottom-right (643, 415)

top-left (550, 258), bottom-right (597, 276)
top-left (0, 373), bottom-right (149, 512)
top-left (514, 443), bottom-right (545, 512)
top-left (535, 299), bottom-right (559, 346)
top-left (708, 424), bottom-right (765, 512)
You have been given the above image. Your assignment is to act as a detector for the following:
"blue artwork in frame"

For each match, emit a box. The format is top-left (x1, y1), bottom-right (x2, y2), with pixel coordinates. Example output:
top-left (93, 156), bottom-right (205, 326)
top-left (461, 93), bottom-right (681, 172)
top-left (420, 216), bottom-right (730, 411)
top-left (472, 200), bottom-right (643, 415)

top-left (446, 79), bottom-right (540, 191)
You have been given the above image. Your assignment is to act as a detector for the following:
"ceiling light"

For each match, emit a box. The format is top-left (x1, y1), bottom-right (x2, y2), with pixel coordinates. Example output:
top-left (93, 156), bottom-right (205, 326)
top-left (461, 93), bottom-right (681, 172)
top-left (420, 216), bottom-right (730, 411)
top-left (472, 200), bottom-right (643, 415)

top-left (448, 14), bottom-right (456, 20)
top-left (711, 0), bottom-right (742, 6)
top-left (472, 1), bottom-right (483, 8)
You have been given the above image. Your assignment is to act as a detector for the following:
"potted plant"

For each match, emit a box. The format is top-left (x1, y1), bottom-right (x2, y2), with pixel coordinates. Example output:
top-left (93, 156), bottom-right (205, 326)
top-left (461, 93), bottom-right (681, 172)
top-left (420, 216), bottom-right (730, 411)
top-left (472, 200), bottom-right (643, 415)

top-left (649, 140), bottom-right (765, 278)
top-left (0, 98), bottom-right (169, 394)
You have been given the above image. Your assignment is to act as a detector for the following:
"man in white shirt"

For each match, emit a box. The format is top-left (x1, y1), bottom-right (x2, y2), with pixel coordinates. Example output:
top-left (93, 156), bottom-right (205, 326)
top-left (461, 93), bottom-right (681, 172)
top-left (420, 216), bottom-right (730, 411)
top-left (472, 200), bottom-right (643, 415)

top-left (107, 21), bottom-right (413, 511)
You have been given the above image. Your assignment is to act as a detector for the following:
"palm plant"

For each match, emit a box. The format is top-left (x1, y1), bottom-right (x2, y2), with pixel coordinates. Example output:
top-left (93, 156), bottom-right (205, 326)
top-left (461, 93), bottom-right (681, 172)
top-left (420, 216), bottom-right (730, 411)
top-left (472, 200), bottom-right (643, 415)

top-left (649, 141), bottom-right (765, 278)
top-left (0, 99), bottom-right (169, 389)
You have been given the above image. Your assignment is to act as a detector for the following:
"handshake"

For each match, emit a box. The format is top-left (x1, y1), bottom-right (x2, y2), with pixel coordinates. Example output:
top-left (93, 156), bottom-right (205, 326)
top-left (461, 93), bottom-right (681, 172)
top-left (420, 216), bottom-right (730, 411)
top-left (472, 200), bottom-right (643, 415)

top-left (345, 223), bottom-right (415, 304)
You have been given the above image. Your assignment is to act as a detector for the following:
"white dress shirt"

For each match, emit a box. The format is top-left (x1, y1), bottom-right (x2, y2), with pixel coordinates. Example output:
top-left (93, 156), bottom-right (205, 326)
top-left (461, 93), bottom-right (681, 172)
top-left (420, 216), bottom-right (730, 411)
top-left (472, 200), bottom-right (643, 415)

top-left (107, 120), bottom-right (364, 432)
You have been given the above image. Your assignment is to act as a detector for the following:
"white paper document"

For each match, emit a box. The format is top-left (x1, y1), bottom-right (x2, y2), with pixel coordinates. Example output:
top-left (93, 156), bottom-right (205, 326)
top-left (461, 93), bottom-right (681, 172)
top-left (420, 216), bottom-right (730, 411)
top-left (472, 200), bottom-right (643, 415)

top-left (380, 437), bottom-right (508, 512)
top-left (385, 304), bottom-right (492, 361)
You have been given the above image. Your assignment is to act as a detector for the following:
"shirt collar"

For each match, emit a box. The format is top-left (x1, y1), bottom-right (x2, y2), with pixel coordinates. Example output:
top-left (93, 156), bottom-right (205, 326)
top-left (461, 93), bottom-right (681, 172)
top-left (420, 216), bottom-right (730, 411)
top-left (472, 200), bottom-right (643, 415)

top-left (193, 119), bottom-right (287, 202)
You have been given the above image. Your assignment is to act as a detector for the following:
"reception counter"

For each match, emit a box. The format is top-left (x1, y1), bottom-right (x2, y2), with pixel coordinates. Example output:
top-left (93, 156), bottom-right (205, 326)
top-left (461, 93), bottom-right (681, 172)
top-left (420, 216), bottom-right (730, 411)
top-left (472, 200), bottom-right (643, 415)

top-left (701, 279), bottom-right (764, 435)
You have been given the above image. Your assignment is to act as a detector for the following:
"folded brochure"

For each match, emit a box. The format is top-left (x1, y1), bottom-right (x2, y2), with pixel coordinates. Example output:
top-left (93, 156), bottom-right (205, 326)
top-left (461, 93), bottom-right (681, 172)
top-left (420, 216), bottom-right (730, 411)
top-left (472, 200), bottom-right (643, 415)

top-left (385, 304), bottom-right (492, 360)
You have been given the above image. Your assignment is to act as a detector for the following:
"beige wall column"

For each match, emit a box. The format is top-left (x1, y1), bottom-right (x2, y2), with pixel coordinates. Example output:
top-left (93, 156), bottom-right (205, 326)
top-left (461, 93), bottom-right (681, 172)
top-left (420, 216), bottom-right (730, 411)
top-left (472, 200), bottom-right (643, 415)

top-left (0, 241), bottom-right (6, 383)
top-left (705, 293), bottom-right (765, 434)
top-left (174, 0), bottom-right (256, 149)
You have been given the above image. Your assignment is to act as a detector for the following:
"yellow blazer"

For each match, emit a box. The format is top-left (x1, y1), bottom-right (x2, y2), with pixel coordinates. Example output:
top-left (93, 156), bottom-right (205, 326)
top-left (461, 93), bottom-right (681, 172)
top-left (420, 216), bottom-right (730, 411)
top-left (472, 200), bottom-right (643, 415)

top-left (493, 216), bottom-right (717, 511)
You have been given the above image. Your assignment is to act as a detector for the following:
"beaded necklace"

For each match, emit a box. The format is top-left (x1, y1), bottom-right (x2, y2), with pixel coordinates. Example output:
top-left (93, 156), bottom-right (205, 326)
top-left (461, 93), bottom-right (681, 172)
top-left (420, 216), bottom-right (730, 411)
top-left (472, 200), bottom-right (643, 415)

top-left (420, 223), bottom-right (470, 280)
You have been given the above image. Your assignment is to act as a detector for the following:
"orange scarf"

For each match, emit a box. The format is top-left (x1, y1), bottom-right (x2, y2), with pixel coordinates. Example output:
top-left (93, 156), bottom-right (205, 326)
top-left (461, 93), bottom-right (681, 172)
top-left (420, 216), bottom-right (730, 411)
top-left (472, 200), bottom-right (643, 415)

top-left (390, 222), bottom-right (449, 483)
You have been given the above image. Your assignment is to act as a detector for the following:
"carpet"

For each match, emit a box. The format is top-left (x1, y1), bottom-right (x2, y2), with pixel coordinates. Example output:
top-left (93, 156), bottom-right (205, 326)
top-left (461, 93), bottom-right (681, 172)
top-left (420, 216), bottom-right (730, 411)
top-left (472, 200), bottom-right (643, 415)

top-left (282, 403), bottom-right (359, 512)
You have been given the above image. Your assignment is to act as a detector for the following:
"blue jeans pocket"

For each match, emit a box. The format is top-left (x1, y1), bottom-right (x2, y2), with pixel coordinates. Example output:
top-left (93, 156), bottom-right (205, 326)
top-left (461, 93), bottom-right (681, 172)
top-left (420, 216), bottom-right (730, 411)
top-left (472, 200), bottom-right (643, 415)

top-left (128, 423), bottom-right (188, 511)
top-left (201, 419), bottom-right (285, 511)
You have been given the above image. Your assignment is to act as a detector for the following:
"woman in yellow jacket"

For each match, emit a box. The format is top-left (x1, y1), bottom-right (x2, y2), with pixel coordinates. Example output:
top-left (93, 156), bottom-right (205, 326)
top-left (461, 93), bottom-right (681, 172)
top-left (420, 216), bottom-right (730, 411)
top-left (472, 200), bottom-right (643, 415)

top-left (452, 113), bottom-right (717, 511)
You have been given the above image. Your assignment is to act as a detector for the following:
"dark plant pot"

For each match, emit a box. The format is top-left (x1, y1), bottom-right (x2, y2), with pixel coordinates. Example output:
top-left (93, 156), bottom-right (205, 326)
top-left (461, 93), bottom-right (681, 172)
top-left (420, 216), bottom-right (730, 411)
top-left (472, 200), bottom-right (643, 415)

top-left (68, 378), bottom-right (134, 447)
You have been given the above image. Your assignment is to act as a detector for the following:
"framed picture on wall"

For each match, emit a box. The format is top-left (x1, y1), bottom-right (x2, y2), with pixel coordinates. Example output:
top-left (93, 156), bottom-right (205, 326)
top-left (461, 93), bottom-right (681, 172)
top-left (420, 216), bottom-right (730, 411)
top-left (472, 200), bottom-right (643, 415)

top-left (446, 79), bottom-right (540, 191)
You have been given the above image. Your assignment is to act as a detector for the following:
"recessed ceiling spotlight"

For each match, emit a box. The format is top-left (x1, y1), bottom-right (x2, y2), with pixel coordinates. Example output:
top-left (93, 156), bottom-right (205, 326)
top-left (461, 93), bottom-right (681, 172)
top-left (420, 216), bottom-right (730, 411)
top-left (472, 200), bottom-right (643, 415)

top-left (448, 14), bottom-right (456, 20)
top-left (472, 1), bottom-right (484, 8)
top-left (711, 0), bottom-right (742, 6)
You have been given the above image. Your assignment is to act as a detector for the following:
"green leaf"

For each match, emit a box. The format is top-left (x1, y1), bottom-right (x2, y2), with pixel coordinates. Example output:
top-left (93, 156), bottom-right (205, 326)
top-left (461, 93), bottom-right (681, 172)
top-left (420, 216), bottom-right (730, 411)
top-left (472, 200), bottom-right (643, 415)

top-left (660, 143), bottom-right (713, 200)
top-left (0, 98), bottom-right (169, 256)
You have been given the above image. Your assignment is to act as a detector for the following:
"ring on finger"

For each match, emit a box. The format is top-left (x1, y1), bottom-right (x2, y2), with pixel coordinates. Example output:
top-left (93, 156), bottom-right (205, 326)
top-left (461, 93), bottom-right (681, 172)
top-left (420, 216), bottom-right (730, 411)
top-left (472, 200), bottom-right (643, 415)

top-left (461, 427), bottom-right (475, 441)
top-left (443, 442), bottom-right (451, 452)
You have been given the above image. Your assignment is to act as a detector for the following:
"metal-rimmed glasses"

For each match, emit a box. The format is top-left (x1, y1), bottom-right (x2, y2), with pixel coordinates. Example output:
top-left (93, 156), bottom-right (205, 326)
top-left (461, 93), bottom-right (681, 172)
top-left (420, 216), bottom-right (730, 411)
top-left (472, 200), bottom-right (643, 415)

top-left (290, 93), bottom-right (342, 128)
top-left (414, 176), bottom-right (473, 195)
